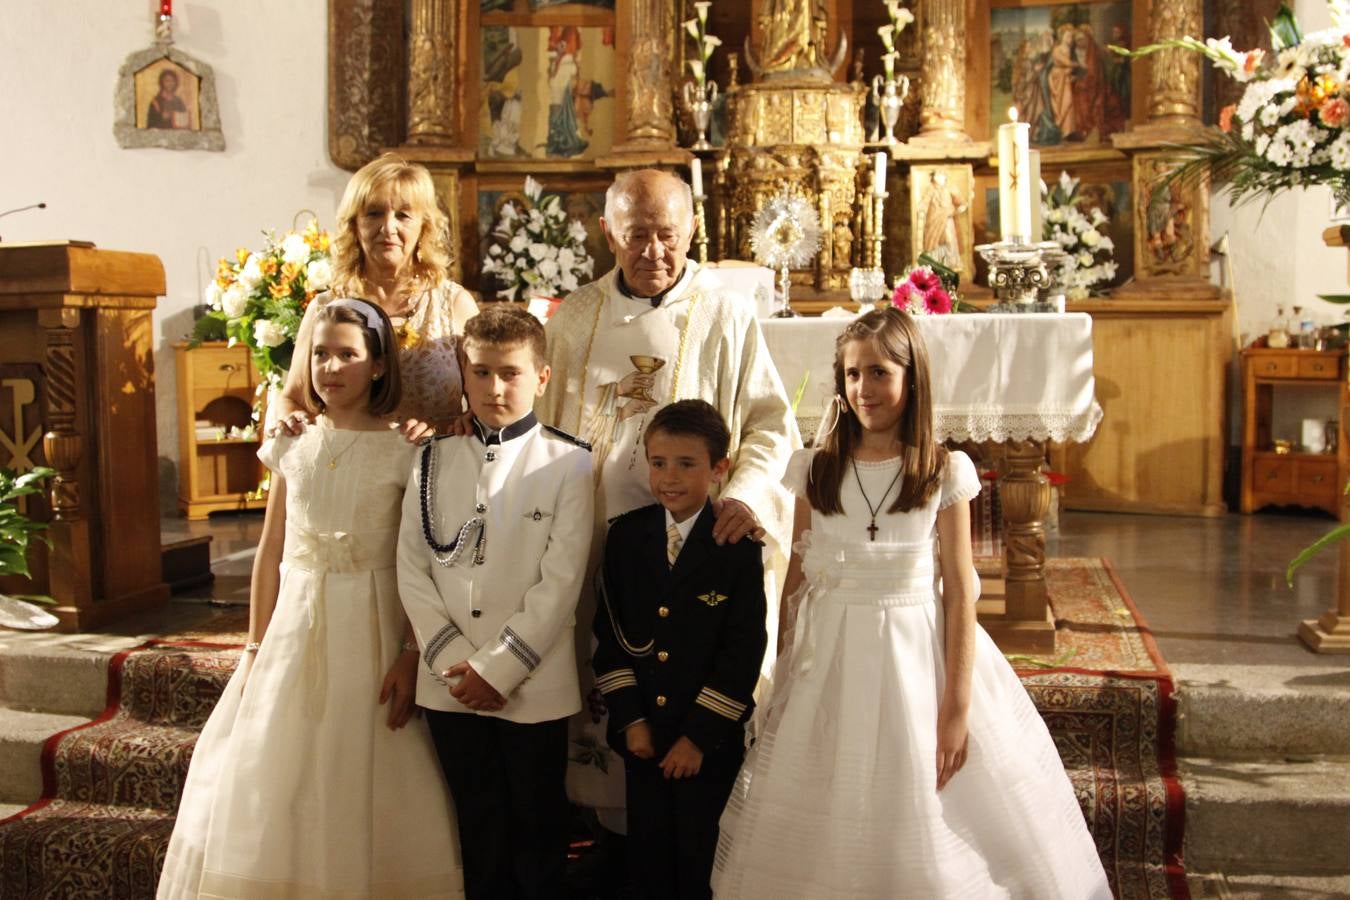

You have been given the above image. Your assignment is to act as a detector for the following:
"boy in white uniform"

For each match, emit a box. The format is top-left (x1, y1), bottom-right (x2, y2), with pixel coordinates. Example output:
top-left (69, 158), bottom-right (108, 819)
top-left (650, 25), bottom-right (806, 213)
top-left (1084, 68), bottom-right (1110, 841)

top-left (398, 305), bottom-right (593, 900)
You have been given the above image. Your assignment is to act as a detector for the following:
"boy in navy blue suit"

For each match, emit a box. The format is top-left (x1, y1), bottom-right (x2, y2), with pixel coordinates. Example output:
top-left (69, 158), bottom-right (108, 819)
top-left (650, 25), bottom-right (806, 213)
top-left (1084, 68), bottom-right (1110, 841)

top-left (592, 400), bottom-right (767, 900)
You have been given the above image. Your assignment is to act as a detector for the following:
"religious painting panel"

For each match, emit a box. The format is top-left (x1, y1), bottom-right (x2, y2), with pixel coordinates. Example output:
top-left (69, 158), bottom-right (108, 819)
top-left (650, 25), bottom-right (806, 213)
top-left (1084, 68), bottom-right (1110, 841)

top-left (974, 160), bottom-right (1134, 289)
top-left (1132, 150), bottom-right (1208, 280)
top-left (989, 1), bottom-right (1132, 149)
top-left (478, 24), bottom-right (617, 161)
top-left (475, 184), bottom-right (615, 299)
top-left (134, 58), bottom-right (200, 131)
top-left (114, 46), bottom-right (223, 151)
top-left (909, 165), bottom-right (976, 283)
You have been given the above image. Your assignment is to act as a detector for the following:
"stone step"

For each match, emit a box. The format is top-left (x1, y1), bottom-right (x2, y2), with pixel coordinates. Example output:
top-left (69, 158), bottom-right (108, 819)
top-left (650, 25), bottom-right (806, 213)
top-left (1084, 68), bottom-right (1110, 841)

top-left (0, 707), bottom-right (91, 806)
top-left (1174, 663), bottom-right (1350, 758)
top-left (1189, 870), bottom-right (1350, 899)
top-left (1183, 756), bottom-right (1350, 876)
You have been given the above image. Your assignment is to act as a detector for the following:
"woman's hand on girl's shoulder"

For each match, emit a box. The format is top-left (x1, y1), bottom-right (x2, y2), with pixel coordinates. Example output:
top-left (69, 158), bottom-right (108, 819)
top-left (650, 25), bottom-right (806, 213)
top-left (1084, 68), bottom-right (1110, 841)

top-left (269, 411), bottom-right (312, 438)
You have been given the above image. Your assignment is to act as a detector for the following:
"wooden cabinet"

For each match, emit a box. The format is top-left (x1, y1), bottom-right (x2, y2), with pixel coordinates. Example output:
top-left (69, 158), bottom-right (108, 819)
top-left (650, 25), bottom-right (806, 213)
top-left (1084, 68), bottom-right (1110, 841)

top-left (174, 342), bottom-right (268, 519)
top-left (1053, 297), bottom-right (1234, 517)
top-left (1240, 347), bottom-right (1349, 517)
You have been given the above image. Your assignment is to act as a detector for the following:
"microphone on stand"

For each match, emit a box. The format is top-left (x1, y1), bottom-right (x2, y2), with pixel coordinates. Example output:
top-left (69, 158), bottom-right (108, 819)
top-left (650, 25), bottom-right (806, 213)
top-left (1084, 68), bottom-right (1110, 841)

top-left (0, 202), bottom-right (48, 242)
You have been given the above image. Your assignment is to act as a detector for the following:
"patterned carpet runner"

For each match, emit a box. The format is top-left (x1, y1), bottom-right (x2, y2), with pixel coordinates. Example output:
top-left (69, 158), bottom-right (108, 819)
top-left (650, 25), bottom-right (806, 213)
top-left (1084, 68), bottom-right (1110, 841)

top-left (0, 560), bottom-right (1186, 899)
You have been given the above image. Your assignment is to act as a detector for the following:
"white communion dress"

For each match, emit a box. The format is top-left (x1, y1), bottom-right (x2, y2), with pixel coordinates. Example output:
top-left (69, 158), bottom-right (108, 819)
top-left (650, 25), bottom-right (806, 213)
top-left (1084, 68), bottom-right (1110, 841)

top-left (158, 424), bottom-right (464, 899)
top-left (712, 449), bottom-right (1111, 900)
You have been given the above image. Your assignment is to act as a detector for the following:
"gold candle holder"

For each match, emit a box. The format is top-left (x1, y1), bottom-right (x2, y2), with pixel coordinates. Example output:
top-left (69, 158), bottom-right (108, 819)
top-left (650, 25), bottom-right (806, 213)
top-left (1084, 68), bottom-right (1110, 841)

top-left (693, 193), bottom-right (710, 264)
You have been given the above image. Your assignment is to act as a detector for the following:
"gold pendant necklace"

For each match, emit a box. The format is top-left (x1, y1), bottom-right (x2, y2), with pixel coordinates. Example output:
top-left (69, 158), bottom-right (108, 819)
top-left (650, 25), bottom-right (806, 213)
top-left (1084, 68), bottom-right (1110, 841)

top-left (320, 425), bottom-right (360, 470)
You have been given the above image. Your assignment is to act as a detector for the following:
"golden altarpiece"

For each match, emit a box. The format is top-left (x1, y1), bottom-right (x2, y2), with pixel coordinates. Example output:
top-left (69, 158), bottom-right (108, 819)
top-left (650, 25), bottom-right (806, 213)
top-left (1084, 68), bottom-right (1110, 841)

top-left (325, 0), bottom-right (1231, 650)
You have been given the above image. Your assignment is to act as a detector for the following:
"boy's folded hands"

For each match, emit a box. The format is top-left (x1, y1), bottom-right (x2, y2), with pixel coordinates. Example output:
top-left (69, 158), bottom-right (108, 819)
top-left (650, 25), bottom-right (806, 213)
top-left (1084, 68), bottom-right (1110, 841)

top-left (442, 661), bottom-right (507, 711)
top-left (659, 736), bottom-right (703, 780)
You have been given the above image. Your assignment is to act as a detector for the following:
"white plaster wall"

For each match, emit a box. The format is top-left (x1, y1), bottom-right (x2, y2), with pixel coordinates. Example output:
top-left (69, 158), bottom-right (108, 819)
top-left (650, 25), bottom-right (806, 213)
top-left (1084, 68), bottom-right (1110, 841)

top-left (0, 0), bottom-right (350, 498)
top-left (1210, 0), bottom-right (1348, 442)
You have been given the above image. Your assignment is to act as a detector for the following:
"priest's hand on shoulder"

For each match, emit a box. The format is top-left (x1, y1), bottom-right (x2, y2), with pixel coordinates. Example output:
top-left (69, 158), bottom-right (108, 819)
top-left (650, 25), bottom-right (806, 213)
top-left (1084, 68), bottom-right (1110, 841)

top-left (444, 661), bottom-right (507, 711)
top-left (712, 497), bottom-right (765, 545)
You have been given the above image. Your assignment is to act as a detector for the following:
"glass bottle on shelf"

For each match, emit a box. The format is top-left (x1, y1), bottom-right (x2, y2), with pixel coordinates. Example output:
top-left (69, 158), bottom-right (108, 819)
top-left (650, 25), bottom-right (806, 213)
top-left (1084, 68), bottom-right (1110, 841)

top-left (1268, 304), bottom-right (1291, 348)
top-left (1298, 307), bottom-right (1318, 348)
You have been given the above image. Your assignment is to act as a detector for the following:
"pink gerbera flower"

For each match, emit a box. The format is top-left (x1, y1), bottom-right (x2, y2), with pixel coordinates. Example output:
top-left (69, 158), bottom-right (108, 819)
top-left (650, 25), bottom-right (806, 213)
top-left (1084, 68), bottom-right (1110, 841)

top-left (891, 281), bottom-right (915, 308)
top-left (924, 287), bottom-right (953, 315)
top-left (909, 267), bottom-right (941, 293)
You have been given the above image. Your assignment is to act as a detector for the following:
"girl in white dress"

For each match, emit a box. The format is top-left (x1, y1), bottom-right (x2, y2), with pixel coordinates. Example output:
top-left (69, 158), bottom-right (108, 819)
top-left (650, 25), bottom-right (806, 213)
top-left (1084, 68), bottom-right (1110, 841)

top-left (712, 308), bottom-right (1111, 900)
top-left (158, 299), bottom-right (464, 899)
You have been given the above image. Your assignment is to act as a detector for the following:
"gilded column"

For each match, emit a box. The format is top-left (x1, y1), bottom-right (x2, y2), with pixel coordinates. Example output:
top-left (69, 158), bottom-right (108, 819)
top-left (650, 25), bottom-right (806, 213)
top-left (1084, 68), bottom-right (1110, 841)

top-left (915, 0), bottom-right (968, 144)
top-left (1147, 0), bottom-right (1203, 127)
top-left (407, 0), bottom-right (457, 145)
top-left (622, 0), bottom-right (676, 148)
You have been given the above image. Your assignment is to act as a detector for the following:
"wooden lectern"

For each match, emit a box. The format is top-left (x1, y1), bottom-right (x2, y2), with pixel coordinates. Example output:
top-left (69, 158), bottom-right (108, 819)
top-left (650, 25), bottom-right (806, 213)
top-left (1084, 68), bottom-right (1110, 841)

top-left (0, 241), bottom-right (170, 630)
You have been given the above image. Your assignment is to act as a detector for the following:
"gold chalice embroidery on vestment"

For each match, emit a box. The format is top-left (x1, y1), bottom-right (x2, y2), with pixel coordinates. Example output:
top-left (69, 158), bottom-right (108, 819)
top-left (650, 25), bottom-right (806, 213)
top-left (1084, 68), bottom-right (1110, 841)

top-left (621, 355), bottom-right (666, 403)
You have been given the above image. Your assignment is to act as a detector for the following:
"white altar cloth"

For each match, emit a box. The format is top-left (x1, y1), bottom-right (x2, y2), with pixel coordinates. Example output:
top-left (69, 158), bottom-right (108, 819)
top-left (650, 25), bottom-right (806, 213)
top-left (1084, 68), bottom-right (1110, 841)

top-left (760, 313), bottom-right (1103, 445)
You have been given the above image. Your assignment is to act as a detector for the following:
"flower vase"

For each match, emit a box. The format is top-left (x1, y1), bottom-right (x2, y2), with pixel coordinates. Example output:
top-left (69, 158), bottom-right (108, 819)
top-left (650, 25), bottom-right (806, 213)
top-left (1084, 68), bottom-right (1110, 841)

top-left (871, 75), bottom-right (907, 144)
top-left (682, 80), bottom-right (718, 150)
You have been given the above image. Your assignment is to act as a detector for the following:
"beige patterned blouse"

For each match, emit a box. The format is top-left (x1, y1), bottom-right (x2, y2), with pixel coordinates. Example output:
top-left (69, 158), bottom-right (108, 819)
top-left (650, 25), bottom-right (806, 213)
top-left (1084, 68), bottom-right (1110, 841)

top-left (301, 281), bottom-right (479, 428)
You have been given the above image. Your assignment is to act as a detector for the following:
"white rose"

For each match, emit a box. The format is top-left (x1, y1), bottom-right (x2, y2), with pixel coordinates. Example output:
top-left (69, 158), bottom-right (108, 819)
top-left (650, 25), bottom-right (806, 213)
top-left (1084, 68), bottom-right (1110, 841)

top-left (560, 272), bottom-right (578, 293)
top-left (528, 242), bottom-right (550, 261)
top-left (558, 247), bottom-right (576, 268)
top-left (236, 255), bottom-right (263, 292)
top-left (1078, 251), bottom-right (1094, 267)
top-left (569, 221), bottom-right (588, 243)
top-left (305, 258), bottom-right (333, 291)
top-left (253, 318), bottom-right (287, 348)
top-left (205, 280), bottom-right (224, 310)
top-left (538, 258), bottom-right (560, 280)
top-left (510, 234), bottom-right (528, 253)
top-left (281, 234), bottom-right (309, 266)
top-left (1080, 229), bottom-right (1101, 248)
top-left (221, 283), bottom-right (249, 318)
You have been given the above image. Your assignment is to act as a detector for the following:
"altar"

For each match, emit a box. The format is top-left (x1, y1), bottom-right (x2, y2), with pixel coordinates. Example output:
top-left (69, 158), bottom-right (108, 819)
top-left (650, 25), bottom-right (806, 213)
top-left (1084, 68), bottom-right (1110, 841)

top-left (760, 313), bottom-right (1104, 653)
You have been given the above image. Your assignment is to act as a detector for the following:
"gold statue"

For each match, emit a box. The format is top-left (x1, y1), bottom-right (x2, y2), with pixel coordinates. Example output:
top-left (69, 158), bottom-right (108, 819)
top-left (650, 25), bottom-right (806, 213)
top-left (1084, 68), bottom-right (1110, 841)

top-left (745, 0), bottom-right (846, 80)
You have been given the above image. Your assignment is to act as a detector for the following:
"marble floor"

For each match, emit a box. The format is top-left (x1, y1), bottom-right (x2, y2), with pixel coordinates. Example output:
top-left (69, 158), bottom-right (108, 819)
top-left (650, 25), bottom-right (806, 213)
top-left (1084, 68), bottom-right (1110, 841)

top-left (163, 504), bottom-right (1350, 670)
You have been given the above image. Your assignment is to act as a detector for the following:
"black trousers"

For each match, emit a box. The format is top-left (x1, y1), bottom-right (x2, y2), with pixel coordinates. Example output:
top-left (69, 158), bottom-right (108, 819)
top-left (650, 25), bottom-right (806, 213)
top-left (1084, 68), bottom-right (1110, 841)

top-left (623, 747), bottom-right (742, 900)
top-left (425, 710), bottom-right (569, 900)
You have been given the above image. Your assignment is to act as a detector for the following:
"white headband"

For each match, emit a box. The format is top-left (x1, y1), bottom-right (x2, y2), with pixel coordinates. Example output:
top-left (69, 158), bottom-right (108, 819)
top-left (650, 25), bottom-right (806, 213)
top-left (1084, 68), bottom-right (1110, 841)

top-left (326, 298), bottom-right (388, 355)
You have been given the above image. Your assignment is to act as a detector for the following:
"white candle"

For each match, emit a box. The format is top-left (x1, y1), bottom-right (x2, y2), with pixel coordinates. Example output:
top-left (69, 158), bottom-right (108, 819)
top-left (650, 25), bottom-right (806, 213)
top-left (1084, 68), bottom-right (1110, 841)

top-left (1029, 149), bottom-right (1042, 242)
top-left (690, 157), bottom-right (704, 197)
top-left (874, 151), bottom-right (888, 196)
top-left (998, 108), bottom-right (1032, 243)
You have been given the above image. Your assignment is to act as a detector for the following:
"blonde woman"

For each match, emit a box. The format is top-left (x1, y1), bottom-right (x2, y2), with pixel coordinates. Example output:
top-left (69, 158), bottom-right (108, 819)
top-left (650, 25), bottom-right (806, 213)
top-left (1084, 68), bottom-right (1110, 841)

top-left (273, 152), bottom-right (478, 440)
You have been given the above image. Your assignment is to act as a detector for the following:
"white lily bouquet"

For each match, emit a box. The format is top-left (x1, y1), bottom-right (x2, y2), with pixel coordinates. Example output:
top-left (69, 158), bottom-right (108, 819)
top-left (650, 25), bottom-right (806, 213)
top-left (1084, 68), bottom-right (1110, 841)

top-left (1042, 172), bottom-right (1117, 296)
top-left (683, 1), bottom-right (721, 88)
top-left (482, 176), bottom-right (595, 301)
top-left (877, 0), bottom-right (915, 81)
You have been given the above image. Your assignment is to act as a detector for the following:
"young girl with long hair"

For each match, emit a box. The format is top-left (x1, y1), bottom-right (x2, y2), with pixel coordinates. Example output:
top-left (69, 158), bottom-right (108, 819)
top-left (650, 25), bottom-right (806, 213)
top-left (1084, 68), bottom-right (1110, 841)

top-left (158, 299), bottom-right (463, 899)
top-left (712, 307), bottom-right (1110, 899)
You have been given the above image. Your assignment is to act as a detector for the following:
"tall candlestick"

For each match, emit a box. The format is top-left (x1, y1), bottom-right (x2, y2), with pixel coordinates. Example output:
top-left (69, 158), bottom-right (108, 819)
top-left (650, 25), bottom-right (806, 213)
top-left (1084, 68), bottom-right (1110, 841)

top-left (690, 157), bottom-right (704, 197)
top-left (1029, 149), bottom-right (1043, 242)
top-left (998, 108), bottom-right (1032, 243)
top-left (874, 151), bottom-right (888, 196)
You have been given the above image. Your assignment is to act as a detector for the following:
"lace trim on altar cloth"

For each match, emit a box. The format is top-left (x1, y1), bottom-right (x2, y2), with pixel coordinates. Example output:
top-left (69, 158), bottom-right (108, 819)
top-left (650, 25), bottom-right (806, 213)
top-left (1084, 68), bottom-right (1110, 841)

top-left (794, 402), bottom-right (1103, 446)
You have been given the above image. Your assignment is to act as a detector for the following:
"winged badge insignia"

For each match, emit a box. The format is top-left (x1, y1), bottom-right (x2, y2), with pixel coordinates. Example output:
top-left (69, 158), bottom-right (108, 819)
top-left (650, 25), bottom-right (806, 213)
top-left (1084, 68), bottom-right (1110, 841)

top-left (697, 591), bottom-right (728, 607)
top-left (524, 508), bottom-right (554, 522)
